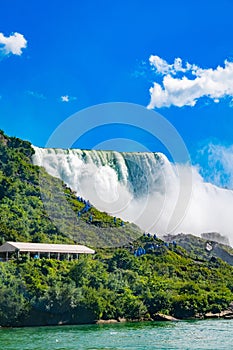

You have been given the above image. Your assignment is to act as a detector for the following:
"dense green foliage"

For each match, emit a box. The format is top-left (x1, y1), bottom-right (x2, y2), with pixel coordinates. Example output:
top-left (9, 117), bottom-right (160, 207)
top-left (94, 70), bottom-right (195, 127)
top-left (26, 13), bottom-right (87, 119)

top-left (0, 235), bottom-right (233, 326)
top-left (0, 130), bottom-right (141, 247)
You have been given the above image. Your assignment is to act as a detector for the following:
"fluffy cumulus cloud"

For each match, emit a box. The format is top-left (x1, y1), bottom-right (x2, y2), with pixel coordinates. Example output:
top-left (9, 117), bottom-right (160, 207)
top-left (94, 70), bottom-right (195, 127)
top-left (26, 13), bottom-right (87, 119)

top-left (147, 55), bottom-right (233, 108)
top-left (0, 32), bottom-right (27, 56)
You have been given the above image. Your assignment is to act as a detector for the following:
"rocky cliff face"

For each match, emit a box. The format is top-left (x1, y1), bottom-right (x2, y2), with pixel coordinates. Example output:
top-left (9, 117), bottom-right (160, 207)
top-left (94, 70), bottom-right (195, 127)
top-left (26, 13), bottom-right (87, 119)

top-left (201, 232), bottom-right (230, 245)
top-left (164, 233), bottom-right (233, 265)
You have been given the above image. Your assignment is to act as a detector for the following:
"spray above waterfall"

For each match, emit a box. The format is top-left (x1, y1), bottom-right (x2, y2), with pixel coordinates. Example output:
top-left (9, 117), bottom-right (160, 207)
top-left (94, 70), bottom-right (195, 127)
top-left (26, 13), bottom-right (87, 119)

top-left (33, 146), bottom-right (233, 245)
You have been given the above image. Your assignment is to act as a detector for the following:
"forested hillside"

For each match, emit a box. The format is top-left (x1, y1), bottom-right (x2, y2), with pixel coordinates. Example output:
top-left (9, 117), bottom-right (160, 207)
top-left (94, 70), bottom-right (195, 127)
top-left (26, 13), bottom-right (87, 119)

top-left (0, 130), bottom-right (141, 247)
top-left (0, 130), bottom-right (233, 328)
top-left (1, 234), bottom-right (233, 327)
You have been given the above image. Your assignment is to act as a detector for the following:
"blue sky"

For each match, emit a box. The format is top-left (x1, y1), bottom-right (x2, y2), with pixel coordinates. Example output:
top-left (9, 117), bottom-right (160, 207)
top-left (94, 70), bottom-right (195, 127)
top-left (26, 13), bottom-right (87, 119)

top-left (1, 0), bottom-right (233, 183)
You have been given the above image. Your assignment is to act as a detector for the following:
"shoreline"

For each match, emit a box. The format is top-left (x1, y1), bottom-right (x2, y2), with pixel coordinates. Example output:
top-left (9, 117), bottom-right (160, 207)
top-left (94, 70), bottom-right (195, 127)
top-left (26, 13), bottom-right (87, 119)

top-left (2, 311), bottom-right (233, 329)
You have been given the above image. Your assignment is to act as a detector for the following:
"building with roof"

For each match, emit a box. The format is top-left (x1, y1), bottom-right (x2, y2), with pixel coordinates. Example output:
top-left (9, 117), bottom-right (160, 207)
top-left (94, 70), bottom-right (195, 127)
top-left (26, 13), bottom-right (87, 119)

top-left (0, 241), bottom-right (95, 261)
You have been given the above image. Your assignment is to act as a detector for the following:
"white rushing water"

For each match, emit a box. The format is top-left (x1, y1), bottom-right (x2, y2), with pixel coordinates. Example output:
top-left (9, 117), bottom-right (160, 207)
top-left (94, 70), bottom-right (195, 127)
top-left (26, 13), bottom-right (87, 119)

top-left (32, 146), bottom-right (233, 244)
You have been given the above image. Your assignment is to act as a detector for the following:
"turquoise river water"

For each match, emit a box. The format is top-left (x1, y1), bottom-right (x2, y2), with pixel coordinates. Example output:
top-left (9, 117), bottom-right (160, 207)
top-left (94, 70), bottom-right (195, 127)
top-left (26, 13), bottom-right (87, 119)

top-left (0, 320), bottom-right (232, 350)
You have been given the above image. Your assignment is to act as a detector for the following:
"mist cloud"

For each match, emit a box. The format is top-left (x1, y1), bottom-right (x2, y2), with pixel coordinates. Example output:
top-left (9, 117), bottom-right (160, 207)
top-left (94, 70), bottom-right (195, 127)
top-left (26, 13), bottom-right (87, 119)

top-left (197, 143), bottom-right (233, 190)
top-left (33, 147), bottom-right (233, 245)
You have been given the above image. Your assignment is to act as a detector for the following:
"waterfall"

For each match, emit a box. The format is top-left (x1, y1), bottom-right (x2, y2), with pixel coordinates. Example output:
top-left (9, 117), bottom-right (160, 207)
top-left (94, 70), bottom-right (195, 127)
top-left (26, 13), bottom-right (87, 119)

top-left (32, 146), bottom-right (233, 244)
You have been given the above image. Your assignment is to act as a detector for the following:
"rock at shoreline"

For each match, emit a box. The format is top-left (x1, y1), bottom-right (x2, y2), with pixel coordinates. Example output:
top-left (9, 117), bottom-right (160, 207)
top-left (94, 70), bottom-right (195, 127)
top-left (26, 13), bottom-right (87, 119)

top-left (205, 310), bottom-right (233, 319)
top-left (96, 317), bottom-right (127, 324)
top-left (154, 313), bottom-right (179, 321)
top-left (96, 319), bottom-right (119, 324)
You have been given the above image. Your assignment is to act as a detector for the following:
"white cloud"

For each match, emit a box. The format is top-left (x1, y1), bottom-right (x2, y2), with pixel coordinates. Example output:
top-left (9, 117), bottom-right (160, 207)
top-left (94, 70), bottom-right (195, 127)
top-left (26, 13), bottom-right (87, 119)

top-left (60, 95), bottom-right (77, 103)
top-left (0, 32), bottom-right (27, 56)
top-left (147, 55), bottom-right (233, 108)
top-left (149, 55), bottom-right (193, 75)
top-left (61, 95), bottom-right (69, 102)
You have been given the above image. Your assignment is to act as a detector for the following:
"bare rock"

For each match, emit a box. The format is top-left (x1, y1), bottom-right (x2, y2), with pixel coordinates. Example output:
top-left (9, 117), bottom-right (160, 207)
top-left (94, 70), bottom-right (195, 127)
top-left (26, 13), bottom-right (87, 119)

top-left (96, 319), bottom-right (119, 324)
top-left (205, 310), bottom-right (233, 318)
top-left (154, 313), bottom-right (179, 321)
